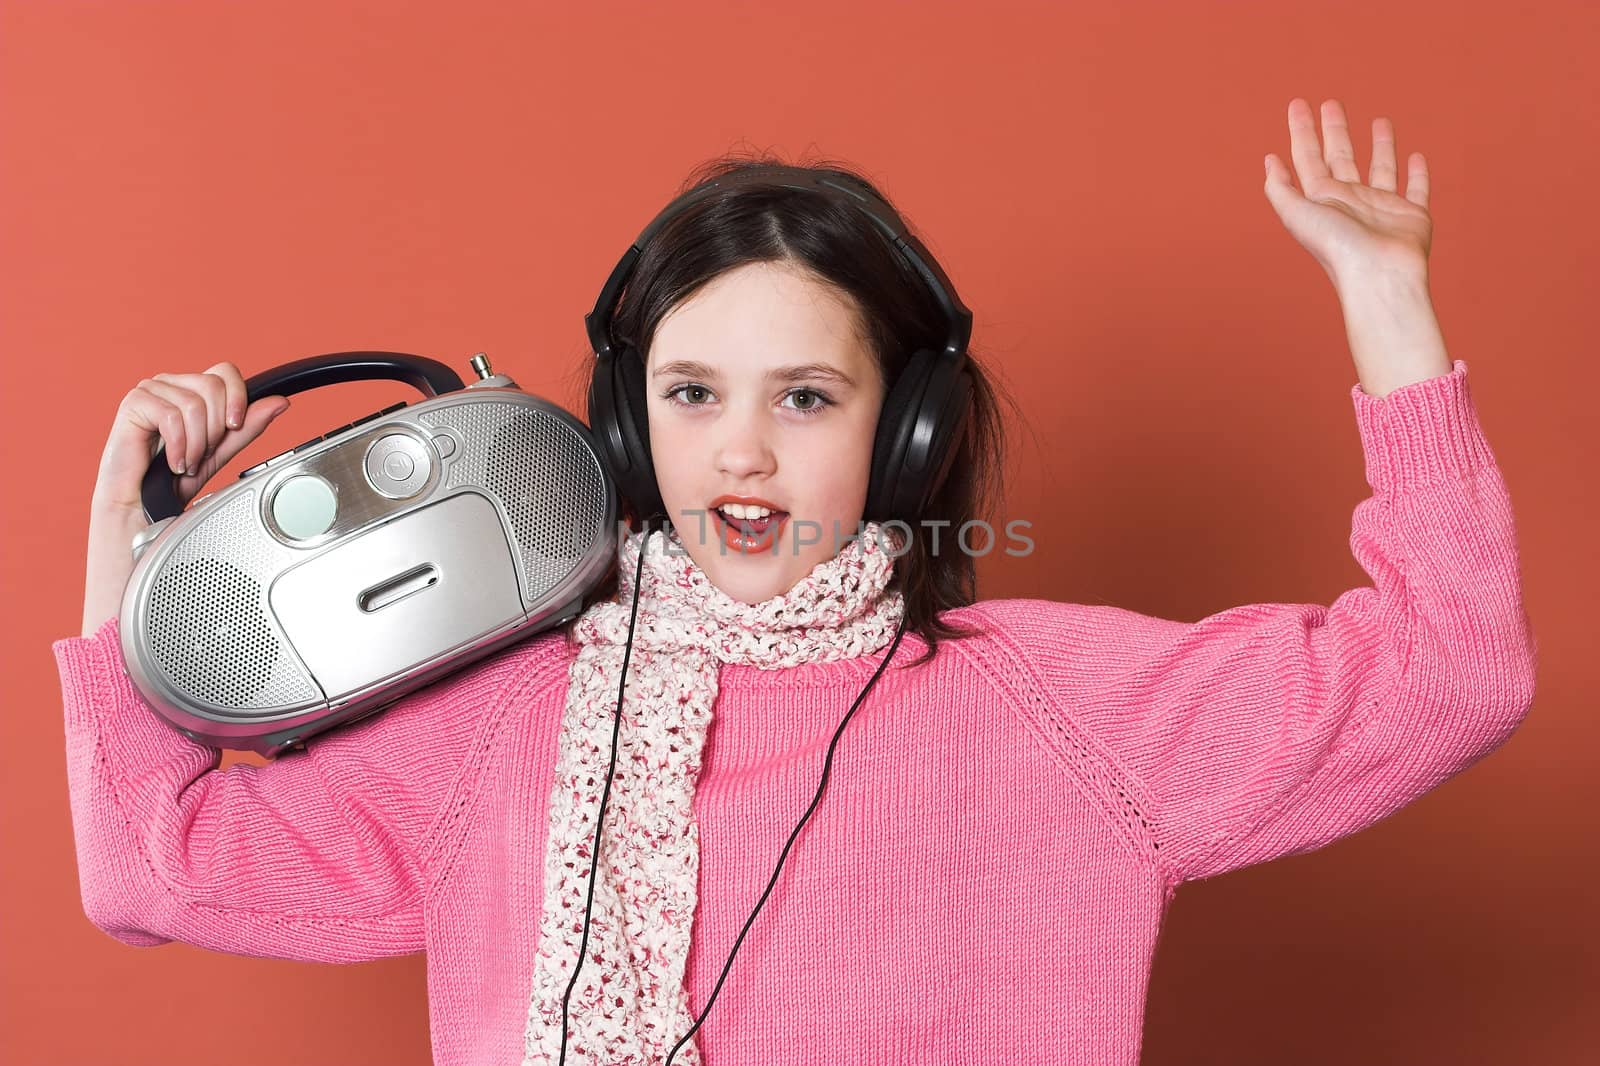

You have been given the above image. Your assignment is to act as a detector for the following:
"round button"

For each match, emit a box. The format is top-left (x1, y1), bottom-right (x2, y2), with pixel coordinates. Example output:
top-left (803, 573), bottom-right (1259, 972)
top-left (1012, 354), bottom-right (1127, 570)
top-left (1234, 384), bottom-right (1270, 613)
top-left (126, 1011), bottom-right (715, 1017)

top-left (271, 475), bottom-right (338, 539)
top-left (363, 433), bottom-right (434, 499)
top-left (382, 452), bottom-right (415, 480)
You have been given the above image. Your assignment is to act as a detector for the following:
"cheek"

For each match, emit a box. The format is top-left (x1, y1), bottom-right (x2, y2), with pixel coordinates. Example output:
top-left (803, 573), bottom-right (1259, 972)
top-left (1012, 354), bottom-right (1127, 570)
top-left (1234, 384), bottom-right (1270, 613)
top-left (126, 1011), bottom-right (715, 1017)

top-left (644, 409), bottom-right (695, 494)
top-left (796, 423), bottom-right (875, 512)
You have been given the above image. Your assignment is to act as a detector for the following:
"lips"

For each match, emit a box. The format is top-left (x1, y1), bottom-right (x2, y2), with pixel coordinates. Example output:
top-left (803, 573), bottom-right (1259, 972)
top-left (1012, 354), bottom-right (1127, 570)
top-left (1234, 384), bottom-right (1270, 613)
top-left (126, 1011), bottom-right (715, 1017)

top-left (708, 494), bottom-right (784, 512)
top-left (706, 495), bottom-right (789, 553)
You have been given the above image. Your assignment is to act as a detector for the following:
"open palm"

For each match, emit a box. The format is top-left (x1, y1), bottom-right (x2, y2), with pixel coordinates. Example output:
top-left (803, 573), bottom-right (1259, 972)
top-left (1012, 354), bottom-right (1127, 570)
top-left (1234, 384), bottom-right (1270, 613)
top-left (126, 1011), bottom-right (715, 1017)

top-left (1264, 98), bottom-right (1433, 291)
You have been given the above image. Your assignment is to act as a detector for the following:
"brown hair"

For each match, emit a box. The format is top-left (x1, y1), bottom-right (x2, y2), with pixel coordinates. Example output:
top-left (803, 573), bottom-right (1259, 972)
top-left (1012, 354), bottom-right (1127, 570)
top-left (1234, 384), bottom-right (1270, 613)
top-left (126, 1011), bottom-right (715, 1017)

top-left (571, 151), bottom-right (1027, 668)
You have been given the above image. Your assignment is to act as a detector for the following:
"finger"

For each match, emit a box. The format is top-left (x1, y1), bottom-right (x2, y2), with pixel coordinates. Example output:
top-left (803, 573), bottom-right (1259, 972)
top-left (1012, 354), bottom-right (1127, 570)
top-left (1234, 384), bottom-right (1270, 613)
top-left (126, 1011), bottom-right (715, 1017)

top-left (1287, 98), bottom-right (1333, 190)
top-left (1368, 116), bottom-right (1398, 193)
top-left (1262, 152), bottom-right (1316, 226)
top-left (127, 379), bottom-right (194, 475)
top-left (202, 395), bottom-right (292, 476)
top-left (1319, 99), bottom-right (1361, 183)
top-left (204, 361), bottom-right (249, 430)
top-left (152, 371), bottom-right (226, 475)
top-left (1405, 151), bottom-right (1430, 210)
top-left (1264, 152), bottom-right (1294, 194)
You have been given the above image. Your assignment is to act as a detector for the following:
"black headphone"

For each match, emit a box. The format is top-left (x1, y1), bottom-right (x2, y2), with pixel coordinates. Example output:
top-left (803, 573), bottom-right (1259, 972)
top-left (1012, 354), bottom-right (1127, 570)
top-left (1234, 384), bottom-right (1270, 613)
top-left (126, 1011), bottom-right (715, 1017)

top-left (583, 164), bottom-right (977, 530)
top-left (561, 166), bottom-right (973, 1064)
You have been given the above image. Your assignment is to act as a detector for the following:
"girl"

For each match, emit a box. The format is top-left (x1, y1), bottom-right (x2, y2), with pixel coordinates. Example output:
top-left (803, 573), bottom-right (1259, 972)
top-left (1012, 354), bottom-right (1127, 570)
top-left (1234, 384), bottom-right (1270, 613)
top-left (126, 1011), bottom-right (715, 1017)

top-left (56, 98), bottom-right (1536, 1066)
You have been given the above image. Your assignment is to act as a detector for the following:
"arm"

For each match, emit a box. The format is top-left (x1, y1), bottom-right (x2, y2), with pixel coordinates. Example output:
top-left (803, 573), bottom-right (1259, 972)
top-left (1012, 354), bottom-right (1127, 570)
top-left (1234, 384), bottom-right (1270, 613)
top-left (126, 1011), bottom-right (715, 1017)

top-left (998, 360), bottom-right (1536, 887)
top-left (51, 616), bottom-right (564, 961)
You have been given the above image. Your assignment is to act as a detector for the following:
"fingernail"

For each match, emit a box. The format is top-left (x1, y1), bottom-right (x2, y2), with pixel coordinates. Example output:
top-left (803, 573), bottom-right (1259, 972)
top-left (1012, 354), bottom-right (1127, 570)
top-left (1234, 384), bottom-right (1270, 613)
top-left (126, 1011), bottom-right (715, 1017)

top-left (174, 457), bottom-right (186, 474)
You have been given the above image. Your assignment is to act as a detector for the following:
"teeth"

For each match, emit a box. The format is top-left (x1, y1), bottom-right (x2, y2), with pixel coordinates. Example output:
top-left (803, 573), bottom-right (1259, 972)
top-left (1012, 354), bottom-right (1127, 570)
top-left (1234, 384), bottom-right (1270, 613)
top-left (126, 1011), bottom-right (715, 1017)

top-left (719, 502), bottom-right (776, 519)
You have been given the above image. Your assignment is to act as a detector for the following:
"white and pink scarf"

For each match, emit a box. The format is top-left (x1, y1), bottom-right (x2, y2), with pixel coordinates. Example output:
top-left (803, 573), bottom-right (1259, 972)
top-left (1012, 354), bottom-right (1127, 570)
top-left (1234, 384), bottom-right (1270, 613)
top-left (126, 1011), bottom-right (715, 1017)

top-left (521, 520), bottom-right (906, 1066)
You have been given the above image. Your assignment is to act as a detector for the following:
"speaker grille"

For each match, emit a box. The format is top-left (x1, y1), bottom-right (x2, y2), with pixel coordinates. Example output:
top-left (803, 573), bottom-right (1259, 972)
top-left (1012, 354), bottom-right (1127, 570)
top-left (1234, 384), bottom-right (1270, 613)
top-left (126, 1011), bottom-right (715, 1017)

top-left (151, 559), bottom-right (279, 705)
top-left (423, 402), bottom-right (607, 605)
top-left (148, 489), bottom-right (321, 709)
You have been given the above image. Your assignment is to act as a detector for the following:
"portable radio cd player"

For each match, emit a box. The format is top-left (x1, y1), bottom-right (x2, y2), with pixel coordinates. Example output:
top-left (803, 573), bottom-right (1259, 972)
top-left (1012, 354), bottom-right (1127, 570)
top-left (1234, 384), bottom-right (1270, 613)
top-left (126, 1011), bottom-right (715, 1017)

top-left (117, 350), bottom-right (619, 757)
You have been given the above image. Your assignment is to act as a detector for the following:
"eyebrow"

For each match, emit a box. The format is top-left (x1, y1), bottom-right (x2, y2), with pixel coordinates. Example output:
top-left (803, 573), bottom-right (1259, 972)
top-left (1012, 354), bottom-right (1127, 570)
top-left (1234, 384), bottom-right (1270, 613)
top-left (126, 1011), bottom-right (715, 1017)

top-left (651, 359), bottom-right (858, 388)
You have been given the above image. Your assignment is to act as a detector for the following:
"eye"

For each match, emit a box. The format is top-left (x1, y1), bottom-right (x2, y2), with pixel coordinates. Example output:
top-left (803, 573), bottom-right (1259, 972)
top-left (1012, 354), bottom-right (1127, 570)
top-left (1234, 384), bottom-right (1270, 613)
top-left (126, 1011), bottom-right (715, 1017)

top-left (782, 388), bottom-right (834, 416)
top-left (662, 383), bottom-right (714, 408)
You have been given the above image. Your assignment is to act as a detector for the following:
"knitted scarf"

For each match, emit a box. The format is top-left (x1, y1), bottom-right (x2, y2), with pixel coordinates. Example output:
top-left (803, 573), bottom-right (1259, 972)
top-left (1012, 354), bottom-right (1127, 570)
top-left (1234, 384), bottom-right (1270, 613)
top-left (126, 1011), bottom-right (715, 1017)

top-left (521, 520), bottom-right (907, 1066)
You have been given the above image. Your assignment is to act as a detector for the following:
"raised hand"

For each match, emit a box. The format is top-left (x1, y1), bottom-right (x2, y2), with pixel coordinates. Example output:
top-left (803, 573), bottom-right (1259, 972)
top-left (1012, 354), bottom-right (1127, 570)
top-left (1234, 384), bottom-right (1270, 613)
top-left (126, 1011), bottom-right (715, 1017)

top-left (1263, 98), bottom-right (1433, 293)
top-left (95, 363), bottom-right (290, 514)
top-left (81, 363), bottom-right (291, 636)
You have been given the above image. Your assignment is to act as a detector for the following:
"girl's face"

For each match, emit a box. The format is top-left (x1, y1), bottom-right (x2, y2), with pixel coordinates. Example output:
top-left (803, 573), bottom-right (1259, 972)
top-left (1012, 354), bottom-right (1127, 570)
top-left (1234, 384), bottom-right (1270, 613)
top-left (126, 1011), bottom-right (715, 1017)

top-left (644, 259), bottom-right (886, 605)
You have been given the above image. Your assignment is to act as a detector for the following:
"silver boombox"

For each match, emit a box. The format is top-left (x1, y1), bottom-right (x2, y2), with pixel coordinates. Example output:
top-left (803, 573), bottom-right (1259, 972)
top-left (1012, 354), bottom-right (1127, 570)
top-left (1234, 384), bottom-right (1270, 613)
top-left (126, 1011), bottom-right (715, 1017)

top-left (118, 351), bottom-right (618, 757)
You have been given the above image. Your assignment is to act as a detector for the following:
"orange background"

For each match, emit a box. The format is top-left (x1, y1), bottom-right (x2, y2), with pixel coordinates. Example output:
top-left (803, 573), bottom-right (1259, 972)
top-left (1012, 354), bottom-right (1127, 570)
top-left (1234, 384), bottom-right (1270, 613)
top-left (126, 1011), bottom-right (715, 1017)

top-left (3, 1), bottom-right (1595, 1063)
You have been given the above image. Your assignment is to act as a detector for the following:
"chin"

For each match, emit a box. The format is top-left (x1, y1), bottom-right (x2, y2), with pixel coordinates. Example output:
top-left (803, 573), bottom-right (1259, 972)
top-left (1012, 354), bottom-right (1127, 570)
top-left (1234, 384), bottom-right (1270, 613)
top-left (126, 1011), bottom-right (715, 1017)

top-left (704, 554), bottom-right (806, 605)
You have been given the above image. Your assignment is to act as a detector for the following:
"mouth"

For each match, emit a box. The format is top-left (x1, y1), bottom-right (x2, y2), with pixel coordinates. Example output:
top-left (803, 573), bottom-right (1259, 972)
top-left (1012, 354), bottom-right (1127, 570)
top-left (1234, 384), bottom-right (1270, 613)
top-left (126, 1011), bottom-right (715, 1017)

top-left (707, 496), bottom-right (790, 553)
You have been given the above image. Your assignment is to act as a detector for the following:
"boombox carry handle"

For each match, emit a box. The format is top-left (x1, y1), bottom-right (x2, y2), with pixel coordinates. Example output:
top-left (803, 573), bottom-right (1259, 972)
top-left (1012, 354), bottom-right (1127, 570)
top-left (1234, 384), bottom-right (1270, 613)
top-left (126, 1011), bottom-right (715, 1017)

top-left (140, 350), bottom-right (468, 523)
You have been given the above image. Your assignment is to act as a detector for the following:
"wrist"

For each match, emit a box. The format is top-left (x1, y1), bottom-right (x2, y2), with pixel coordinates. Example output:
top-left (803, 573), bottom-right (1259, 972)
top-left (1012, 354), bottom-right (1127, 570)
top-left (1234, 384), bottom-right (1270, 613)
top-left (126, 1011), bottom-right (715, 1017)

top-left (82, 501), bottom-right (149, 638)
top-left (1335, 274), bottom-right (1453, 399)
top-left (1334, 265), bottom-right (1432, 312)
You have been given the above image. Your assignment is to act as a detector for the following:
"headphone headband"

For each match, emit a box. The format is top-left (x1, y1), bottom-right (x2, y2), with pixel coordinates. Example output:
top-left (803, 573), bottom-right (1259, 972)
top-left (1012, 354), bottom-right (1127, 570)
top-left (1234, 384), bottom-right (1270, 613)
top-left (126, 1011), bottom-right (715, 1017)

top-left (583, 165), bottom-right (974, 364)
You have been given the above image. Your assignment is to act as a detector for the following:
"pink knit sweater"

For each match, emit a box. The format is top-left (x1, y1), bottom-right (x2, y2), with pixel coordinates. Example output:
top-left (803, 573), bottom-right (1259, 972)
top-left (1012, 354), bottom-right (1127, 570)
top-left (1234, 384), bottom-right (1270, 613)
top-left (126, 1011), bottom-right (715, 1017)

top-left (52, 359), bottom-right (1536, 1065)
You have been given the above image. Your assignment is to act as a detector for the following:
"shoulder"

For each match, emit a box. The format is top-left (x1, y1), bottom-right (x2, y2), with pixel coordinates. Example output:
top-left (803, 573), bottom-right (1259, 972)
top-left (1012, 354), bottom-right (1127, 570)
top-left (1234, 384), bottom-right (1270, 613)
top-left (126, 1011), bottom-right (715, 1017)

top-left (401, 622), bottom-right (576, 717)
top-left (923, 598), bottom-right (1088, 680)
top-left (949, 596), bottom-right (1161, 647)
top-left (940, 597), bottom-right (1183, 684)
top-left (491, 623), bottom-right (579, 691)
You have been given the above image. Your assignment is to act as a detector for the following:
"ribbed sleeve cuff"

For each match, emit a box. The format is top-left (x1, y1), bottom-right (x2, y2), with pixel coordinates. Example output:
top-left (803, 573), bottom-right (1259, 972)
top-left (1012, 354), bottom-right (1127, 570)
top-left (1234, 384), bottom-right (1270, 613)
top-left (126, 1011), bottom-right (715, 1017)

top-left (1350, 359), bottom-right (1498, 495)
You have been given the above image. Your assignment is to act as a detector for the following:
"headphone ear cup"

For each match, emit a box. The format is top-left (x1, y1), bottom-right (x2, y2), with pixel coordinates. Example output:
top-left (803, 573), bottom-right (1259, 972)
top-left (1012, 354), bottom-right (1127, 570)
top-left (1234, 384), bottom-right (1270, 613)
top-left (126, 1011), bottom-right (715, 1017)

top-left (868, 349), bottom-right (974, 524)
top-left (589, 344), bottom-right (664, 525)
top-left (587, 348), bottom-right (625, 482)
top-left (867, 352), bottom-right (926, 522)
top-left (612, 344), bottom-right (665, 523)
top-left (922, 359), bottom-right (974, 508)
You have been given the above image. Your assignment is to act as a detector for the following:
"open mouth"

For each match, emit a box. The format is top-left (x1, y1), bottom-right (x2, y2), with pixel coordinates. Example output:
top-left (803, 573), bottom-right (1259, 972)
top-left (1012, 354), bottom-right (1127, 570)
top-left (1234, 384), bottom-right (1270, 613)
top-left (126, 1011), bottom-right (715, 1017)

top-left (711, 507), bottom-right (789, 552)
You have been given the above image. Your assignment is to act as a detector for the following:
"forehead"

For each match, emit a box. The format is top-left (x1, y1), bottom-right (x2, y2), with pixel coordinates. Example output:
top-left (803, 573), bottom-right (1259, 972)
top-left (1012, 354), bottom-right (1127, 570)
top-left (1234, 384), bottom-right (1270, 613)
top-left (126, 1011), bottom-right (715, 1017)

top-left (647, 261), bottom-right (873, 376)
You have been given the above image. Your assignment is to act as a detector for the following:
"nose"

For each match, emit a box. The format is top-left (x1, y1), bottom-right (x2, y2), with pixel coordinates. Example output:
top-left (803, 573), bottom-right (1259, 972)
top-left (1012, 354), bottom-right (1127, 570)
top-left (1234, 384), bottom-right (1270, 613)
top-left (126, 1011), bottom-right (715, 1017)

top-left (713, 403), bottom-right (777, 481)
